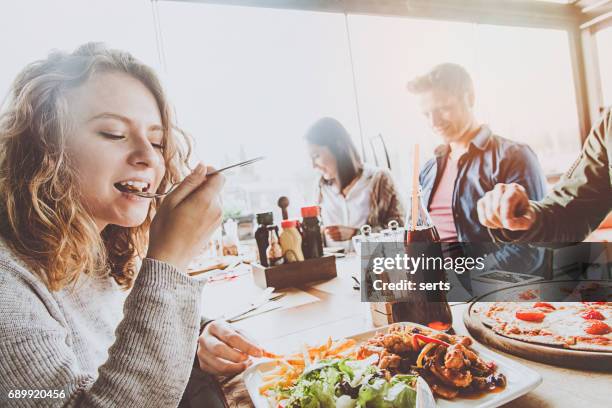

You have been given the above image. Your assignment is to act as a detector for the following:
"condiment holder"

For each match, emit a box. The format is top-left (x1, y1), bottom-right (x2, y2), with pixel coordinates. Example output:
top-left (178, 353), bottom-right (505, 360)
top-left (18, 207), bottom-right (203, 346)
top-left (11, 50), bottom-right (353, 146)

top-left (252, 255), bottom-right (337, 289)
top-left (253, 203), bottom-right (336, 289)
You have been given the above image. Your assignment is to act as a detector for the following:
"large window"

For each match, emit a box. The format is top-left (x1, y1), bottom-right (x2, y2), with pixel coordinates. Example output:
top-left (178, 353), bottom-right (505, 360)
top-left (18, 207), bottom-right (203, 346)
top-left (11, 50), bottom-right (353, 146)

top-left (596, 26), bottom-right (612, 108)
top-left (0, 0), bottom-right (158, 98)
top-left (0, 1), bottom-right (592, 223)
top-left (158, 4), bottom-right (583, 217)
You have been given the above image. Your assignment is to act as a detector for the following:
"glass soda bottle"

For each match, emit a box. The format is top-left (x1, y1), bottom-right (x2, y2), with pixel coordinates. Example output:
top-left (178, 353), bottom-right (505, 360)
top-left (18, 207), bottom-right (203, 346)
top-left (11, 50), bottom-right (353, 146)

top-left (389, 186), bottom-right (453, 331)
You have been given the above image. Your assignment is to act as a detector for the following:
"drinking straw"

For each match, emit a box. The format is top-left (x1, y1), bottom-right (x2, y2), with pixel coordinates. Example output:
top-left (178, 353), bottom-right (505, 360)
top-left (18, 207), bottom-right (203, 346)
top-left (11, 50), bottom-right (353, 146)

top-left (411, 144), bottom-right (419, 231)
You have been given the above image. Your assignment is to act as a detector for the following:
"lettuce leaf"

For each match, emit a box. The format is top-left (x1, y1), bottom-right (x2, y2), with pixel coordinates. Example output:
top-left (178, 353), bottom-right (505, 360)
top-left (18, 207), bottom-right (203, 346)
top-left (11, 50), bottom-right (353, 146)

top-left (284, 358), bottom-right (416, 408)
top-left (356, 375), bottom-right (417, 408)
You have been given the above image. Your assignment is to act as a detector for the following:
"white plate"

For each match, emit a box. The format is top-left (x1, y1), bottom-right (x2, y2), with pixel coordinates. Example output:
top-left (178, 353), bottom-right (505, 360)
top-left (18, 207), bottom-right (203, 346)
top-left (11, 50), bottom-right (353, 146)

top-left (244, 323), bottom-right (542, 408)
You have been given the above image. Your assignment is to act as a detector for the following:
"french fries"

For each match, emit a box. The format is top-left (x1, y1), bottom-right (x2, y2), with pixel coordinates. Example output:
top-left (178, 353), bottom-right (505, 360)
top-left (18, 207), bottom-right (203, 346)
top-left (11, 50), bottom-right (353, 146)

top-left (262, 350), bottom-right (281, 359)
top-left (258, 337), bottom-right (359, 396)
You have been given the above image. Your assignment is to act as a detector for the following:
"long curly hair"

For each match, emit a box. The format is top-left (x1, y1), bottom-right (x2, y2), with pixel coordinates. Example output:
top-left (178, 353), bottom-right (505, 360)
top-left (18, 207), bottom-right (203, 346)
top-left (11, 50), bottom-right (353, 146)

top-left (0, 43), bottom-right (191, 291)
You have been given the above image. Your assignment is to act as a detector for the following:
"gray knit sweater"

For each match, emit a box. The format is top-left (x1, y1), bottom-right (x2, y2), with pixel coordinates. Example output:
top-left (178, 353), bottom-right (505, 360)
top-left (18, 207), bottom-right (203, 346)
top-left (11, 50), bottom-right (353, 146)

top-left (0, 238), bottom-right (206, 407)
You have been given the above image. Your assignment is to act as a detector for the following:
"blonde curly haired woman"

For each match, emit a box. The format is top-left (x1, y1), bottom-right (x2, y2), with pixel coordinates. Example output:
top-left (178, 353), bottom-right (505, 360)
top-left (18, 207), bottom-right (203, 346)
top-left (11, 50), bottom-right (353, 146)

top-left (0, 43), bottom-right (261, 407)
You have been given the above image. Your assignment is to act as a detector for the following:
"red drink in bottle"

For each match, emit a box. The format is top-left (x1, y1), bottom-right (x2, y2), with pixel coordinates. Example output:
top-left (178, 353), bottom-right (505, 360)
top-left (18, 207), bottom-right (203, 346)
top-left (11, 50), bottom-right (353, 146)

top-left (388, 186), bottom-right (453, 330)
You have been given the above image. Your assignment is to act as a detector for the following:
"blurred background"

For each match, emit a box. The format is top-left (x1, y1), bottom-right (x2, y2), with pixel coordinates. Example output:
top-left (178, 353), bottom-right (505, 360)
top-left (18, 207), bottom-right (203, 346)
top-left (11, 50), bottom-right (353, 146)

top-left (1, 0), bottom-right (611, 230)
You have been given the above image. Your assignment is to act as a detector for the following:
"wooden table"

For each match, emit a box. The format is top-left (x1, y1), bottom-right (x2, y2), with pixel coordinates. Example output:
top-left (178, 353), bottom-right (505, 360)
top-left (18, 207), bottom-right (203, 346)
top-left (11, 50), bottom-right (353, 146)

top-left (210, 256), bottom-right (612, 408)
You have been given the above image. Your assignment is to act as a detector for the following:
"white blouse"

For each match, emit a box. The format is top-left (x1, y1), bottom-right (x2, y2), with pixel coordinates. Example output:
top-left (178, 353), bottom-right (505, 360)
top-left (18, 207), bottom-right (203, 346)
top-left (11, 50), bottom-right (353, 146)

top-left (319, 164), bottom-right (378, 247)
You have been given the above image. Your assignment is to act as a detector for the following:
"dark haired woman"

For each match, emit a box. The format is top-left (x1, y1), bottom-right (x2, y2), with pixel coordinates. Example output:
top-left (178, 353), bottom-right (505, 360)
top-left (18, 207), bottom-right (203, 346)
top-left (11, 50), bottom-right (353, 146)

top-left (305, 117), bottom-right (404, 246)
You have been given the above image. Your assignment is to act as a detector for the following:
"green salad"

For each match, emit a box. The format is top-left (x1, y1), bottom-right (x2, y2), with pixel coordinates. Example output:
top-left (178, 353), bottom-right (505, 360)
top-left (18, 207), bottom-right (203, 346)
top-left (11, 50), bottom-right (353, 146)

top-left (268, 356), bottom-right (417, 408)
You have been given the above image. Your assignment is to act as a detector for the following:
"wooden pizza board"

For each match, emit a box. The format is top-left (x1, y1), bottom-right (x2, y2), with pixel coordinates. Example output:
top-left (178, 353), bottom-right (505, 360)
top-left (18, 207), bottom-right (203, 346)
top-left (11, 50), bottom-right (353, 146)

top-left (464, 301), bottom-right (612, 371)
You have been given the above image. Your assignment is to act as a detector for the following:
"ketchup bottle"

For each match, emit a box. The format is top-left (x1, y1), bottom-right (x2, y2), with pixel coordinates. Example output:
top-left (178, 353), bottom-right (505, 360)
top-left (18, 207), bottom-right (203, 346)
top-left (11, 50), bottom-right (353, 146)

top-left (301, 206), bottom-right (324, 259)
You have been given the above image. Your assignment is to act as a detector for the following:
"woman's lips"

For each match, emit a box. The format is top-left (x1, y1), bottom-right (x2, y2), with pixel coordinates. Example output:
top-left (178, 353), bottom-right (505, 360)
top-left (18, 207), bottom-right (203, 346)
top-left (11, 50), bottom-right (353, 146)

top-left (118, 191), bottom-right (149, 202)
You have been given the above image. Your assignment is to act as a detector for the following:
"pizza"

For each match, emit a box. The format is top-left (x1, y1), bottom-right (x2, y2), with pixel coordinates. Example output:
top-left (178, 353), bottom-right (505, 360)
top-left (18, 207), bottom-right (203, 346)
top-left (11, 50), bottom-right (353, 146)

top-left (481, 302), bottom-right (612, 352)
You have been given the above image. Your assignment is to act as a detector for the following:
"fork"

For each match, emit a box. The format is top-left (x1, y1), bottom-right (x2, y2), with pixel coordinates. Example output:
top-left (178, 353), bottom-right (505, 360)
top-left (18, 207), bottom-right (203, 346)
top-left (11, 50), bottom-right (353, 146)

top-left (131, 156), bottom-right (265, 198)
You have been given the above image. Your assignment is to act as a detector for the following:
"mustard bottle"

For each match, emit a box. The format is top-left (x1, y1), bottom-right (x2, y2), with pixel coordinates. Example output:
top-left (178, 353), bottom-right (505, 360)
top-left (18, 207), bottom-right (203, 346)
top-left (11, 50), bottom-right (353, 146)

top-left (279, 219), bottom-right (305, 263)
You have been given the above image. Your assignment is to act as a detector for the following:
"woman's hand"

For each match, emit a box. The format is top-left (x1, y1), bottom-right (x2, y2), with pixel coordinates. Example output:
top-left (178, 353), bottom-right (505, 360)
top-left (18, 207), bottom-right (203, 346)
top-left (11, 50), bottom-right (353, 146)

top-left (324, 225), bottom-right (358, 241)
top-left (197, 320), bottom-right (263, 376)
top-left (147, 164), bottom-right (224, 272)
top-left (477, 183), bottom-right (536, 231)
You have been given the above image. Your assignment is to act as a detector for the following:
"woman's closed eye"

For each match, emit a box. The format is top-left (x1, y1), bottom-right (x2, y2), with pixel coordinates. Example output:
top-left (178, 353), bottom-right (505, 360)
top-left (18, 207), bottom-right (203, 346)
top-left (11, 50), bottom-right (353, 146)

top-left (99, 131), bottom-right (125, 140)
top-left (100, 131), bottom-right (164, 150)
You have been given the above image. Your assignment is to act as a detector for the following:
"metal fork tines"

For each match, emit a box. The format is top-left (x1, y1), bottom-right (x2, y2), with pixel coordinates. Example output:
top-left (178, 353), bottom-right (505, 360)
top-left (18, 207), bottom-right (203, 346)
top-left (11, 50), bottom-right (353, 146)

top-left (133, 183), bottom-right (178, 199)
top-left (209, 156), bottom-right (265, 176)
top-left (131, 156), bottom-right (265, 198)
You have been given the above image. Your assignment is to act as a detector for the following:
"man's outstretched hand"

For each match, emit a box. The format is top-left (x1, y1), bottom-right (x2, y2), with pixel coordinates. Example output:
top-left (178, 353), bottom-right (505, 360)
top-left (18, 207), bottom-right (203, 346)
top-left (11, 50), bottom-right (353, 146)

top-left (477, 183), bottom-right (536, 231)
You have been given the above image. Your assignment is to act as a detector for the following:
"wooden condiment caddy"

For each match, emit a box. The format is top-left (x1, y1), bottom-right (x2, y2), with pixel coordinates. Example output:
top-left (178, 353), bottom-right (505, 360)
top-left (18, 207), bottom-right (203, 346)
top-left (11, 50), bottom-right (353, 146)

top-left (252, 255), bottom-right (337, 289)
